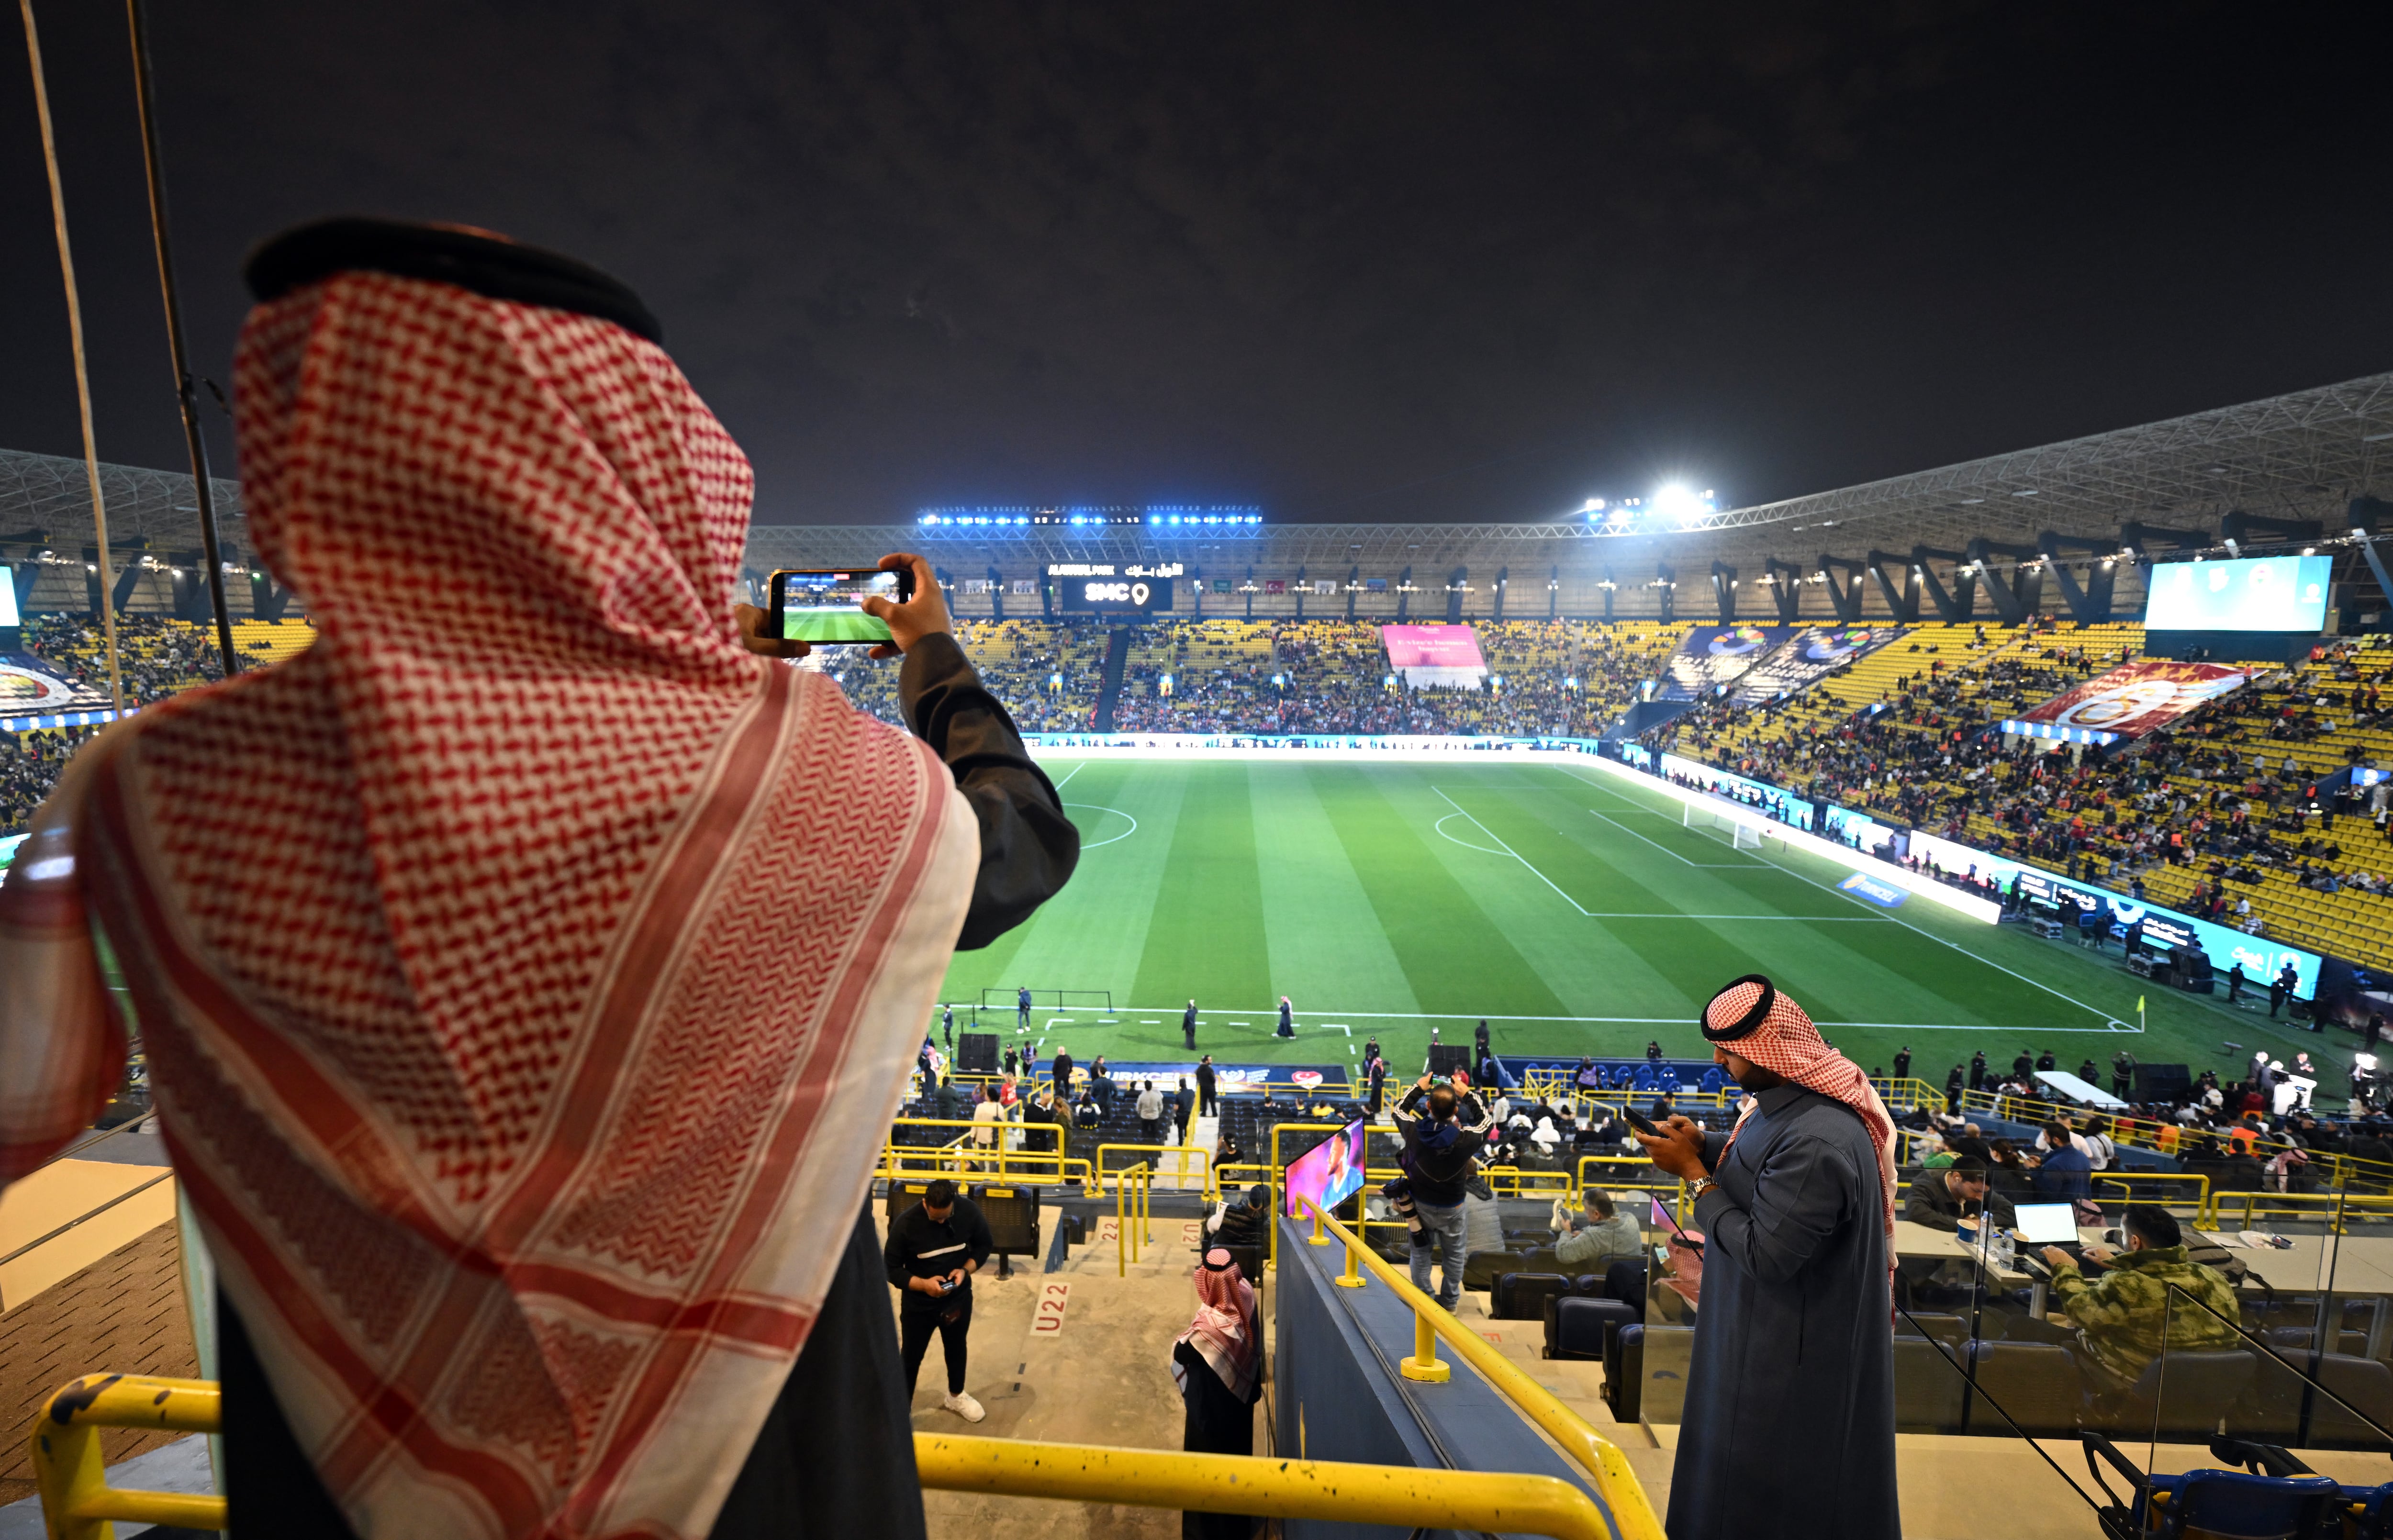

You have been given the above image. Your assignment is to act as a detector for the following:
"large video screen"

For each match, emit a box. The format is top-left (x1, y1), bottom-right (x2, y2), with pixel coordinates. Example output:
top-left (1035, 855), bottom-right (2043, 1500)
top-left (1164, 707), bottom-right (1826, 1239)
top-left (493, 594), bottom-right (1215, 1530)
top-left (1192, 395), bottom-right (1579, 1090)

top-left (2145, 555), bottom-right (2330, 632)
top-left (1282, 1118), bottom-right (1366, 1220)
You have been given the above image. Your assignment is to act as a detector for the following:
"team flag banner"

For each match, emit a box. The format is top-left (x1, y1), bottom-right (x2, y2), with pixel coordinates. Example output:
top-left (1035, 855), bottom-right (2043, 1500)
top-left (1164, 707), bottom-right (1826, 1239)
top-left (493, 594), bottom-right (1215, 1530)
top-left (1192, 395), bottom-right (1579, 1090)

top-left (1381, 624), bottom-right (1488, 688)
top-left (1729, 625), bottom-right (1909, 705)
top-left (1657, 625), bottom-right (1794, 701)
top-left (2003, 659), bottom-right (2249, 745)
top-left (0, 651), bottom-right (113, 728)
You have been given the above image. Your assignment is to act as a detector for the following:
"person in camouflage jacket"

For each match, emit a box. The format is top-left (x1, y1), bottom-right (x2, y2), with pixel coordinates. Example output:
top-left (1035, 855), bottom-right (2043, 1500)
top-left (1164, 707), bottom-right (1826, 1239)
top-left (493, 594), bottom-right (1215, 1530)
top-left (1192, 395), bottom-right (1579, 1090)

top-left (2041, 1205), bottom-right (2241, 1389)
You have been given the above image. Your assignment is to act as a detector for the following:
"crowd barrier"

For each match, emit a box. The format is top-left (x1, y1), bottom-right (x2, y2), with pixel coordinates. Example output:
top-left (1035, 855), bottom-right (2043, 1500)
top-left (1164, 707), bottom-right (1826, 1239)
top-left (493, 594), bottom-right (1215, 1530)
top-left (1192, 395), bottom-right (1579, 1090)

top-left (1293, 1199), bottom-right (1666, 1540)
top-left (29, 1370), bottom-right (1638, 1540)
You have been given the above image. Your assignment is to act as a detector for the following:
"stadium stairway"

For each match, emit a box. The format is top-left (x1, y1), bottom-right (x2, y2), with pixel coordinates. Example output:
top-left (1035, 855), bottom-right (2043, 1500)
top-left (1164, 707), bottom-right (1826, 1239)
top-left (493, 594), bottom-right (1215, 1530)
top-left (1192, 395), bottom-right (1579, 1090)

top-left (1092, 627), bottom-right (1133, 731)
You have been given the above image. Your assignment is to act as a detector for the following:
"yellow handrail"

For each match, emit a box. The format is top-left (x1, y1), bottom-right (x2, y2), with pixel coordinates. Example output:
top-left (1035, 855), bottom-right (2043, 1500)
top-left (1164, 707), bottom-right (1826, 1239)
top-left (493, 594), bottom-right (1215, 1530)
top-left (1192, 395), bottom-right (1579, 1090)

top-left (2092, 1172), bottom-right (2214, 1226)
top-left (877, 1143), bottom-right (1093, 1189)
top-left (2212, 1188), bottom-right (2393, 1233)
top-left (1116, 1161), bottom-right (1152, 1275)
top-left (1094, 1141), bottom-right (1211, 1191)
top-left (1575, 1152), bottom-right (1686, 1205)
top-left (916, 1431), bottom-right (1618, 1540)
top-left (28, 1372), bottom-right (1623, 1540)
top-left (30, 1374), bottom-right (226, 1540)
top-left (1297, 1198), bottom-right (1667, 1540)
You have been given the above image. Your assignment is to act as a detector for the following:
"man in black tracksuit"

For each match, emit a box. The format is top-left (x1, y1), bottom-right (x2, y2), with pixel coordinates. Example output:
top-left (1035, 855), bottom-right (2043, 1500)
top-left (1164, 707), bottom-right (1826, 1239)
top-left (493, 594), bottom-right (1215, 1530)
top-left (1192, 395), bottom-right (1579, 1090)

top-left (1196, 1055), bottom-right (1219, 1118)
top-left (885, 1180), bottom-right (995, 1423)
top-left (1183, 999), bottom-right (1199, 1050)
top-left (1392, 1076), bottom-right (1493, 1311)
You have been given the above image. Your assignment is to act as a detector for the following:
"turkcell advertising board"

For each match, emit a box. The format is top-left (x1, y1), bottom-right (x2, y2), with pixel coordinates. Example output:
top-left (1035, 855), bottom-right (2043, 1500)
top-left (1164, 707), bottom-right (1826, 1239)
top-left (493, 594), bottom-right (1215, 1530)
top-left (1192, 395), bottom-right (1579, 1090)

top-left (2145, 554), bottom-right (2331, 633)
top-left (1657, 625), bottom-right (1793, 701)
top-left (1902, 827), bottom-right (2321, 997)
top-left (1729, 625), bottom-right (1907, 705)
top-left (1658, 752), bottom-right (1815, 831)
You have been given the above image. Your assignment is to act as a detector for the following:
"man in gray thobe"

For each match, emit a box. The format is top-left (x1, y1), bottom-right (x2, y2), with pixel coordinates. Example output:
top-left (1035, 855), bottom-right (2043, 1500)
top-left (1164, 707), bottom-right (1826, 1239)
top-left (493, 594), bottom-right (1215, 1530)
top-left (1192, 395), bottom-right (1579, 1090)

top-left (1636, 975), bottom-right (1900, 1540)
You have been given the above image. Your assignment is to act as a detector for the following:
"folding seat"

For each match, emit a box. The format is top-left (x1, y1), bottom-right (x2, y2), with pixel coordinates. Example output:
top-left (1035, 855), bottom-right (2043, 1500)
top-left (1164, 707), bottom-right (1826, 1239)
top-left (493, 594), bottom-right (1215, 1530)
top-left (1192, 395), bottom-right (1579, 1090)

top-left (1960, 1339), bottom-right (2081, 1436)
top-left (1547, 1295), bottom-right (1635, 1361)
top-left (1492, 1271), bottom-right (1571, 1321)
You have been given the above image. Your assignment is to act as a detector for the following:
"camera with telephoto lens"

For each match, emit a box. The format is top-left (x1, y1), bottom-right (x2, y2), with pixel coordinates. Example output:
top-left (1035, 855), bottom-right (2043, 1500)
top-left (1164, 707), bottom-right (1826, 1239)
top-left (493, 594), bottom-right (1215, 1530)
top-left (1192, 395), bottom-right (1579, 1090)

top-left (1379, 1177), bottom-right (1428, 1251)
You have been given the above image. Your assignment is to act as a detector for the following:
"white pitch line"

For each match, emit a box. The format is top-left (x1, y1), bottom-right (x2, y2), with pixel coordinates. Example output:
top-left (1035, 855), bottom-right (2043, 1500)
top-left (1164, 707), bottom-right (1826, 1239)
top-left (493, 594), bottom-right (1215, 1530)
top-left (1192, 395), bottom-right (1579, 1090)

top-left (1584, 806), bottom-right (1760, 870)
top-left (1050, 761), bottom-right (1087, 792)
top-left (1431, 786), bottom-right (1592, 916)
top-left (1556, 765), bottom-right (2136, 1034)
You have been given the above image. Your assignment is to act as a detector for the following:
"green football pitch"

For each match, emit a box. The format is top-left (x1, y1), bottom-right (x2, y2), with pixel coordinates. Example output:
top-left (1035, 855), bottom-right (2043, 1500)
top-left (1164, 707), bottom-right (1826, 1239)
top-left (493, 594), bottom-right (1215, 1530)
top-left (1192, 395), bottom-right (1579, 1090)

top-left (939, 756), bottom-right (2346, 1092)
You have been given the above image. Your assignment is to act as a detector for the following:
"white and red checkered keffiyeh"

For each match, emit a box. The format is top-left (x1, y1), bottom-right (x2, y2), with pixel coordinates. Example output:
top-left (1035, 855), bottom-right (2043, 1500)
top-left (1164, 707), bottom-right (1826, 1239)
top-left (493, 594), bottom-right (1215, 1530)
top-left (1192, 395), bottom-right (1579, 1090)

top-left (1173, 1249), bottom-right (1260, 1403)
top-left (1702, 976), bottom-right (1897, 1302)
top-left (0, 235), bottom-right (978, 1538)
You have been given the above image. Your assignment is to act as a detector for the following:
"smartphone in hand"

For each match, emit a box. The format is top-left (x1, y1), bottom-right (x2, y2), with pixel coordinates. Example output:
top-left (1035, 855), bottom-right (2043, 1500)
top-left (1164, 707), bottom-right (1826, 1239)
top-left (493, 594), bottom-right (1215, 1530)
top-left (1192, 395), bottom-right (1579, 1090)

top-left (1622, 1105), bottom-right (1661, 1138)
top-left (769, 567), bottom-right (916, 647)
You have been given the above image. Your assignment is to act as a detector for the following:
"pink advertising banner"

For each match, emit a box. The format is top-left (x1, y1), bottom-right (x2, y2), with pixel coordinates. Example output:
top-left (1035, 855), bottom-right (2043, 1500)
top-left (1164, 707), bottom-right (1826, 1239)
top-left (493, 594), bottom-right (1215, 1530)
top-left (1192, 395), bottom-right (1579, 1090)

top-left (1379, 625), bottom-right (1487, 671)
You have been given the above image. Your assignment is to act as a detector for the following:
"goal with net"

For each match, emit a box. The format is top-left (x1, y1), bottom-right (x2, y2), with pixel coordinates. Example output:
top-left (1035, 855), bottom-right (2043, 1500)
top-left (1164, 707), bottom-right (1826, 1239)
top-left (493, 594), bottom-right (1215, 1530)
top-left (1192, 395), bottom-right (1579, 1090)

top-left (1682, 802), bottom-right (1768, 851)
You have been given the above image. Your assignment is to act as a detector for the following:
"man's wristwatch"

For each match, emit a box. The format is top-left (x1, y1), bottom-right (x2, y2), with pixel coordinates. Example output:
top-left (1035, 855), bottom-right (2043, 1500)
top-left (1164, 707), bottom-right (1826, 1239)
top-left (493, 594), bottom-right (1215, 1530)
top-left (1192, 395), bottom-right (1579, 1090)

top-left (1688, 1177), bottom-right (1719, 1202)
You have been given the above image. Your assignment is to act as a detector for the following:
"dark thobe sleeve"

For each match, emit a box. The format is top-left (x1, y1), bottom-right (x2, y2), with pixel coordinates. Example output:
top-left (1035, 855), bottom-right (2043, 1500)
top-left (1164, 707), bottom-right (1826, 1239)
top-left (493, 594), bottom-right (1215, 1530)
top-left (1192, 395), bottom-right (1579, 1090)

top-left (1671, 1095), bottom-right (1900, 1540)
top-left (712, 1205), bottom-right (927, 1539)
top-left (898, 632), bottom-right (1080, 949)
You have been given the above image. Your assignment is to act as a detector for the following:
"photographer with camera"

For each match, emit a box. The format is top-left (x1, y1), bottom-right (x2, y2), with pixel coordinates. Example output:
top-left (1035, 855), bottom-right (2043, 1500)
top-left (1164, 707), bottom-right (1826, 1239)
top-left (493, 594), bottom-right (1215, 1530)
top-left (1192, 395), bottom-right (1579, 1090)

top-left (886, 1179), bottom-right (996, 1422)
top-left (1392, 1073), bottom-right (1494, 1310)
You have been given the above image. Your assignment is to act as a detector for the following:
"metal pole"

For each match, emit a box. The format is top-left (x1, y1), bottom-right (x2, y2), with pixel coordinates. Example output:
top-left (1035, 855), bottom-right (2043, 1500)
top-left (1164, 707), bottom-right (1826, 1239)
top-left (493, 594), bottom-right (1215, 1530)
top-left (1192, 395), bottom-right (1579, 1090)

top-left (19, 0), bottom-right (123, 716)
top-left (123, 0), bottom-right (237, 678)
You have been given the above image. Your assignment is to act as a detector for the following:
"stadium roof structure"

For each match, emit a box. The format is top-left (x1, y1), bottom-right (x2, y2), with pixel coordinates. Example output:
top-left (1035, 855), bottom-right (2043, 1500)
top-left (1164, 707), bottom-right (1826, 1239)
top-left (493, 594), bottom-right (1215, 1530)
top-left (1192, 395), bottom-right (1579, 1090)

top-left (746, 368), bottom-right (2393, 574)
top-left (3, 368), bottom-right (2389, 617)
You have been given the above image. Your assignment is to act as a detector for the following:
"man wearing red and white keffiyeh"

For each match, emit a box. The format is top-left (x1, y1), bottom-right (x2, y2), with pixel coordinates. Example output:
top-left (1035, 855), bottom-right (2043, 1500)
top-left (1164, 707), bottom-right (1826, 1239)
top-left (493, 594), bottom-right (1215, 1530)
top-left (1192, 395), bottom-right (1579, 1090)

top-left (0, 219), bottom-right (1078, 1540)
top-left (1634, 976), bottom-right (1901, 1540)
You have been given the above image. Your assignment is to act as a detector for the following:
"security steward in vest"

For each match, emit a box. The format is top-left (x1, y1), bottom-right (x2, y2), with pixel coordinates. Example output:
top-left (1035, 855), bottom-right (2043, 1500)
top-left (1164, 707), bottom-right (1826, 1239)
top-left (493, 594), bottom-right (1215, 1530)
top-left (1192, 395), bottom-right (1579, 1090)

top-left (885, 1179), bottom-right (995, 1422)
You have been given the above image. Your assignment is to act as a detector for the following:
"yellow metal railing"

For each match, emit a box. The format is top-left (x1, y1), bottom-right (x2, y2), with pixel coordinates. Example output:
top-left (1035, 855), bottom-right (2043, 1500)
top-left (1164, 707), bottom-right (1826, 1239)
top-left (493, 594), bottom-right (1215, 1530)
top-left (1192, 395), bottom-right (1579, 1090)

top-left (1296, 1198), bottom-right (1667, 1540)
top-left (1094, 1141), bottom-right (1211, 1192)
top-left (30, 1373), bottom-right (1629, 1540)
top-left (1116, 1161), bottom-right (1153, 1275)
top-left (2093, 1172), bottom-right (2214, 1224)
top-left (1575, 1153), bottom-right (1685, 1205)
top-left (878, 1142), bottom-right (1094, 1189)
top-left (30, 1374), bottom-right (226, 1540)
top-left (917, 1431), bottom-right (1620, 1540)
top-left (2209, 1188), bottom-right (2393, 1233)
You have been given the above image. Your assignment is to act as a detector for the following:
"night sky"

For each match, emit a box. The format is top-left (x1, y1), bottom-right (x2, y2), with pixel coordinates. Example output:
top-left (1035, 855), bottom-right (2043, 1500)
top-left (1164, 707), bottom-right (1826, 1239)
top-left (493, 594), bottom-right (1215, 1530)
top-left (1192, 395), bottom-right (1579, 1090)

top-left (0, 2), bottom-right (2386, 526)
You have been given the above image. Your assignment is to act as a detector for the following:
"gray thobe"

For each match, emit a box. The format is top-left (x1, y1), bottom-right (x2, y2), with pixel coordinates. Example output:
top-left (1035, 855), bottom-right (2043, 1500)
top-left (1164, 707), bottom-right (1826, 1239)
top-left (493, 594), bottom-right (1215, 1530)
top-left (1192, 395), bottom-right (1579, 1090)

top-left (1671, 1082), bottom-right (1899, 1540)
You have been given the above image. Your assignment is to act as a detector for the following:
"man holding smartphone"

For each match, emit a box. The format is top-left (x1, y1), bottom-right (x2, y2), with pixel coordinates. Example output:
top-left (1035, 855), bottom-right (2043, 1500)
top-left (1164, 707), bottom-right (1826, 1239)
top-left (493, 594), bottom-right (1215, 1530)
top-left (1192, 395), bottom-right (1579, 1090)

top-left (885, 1179), bottom-right (995, 1423)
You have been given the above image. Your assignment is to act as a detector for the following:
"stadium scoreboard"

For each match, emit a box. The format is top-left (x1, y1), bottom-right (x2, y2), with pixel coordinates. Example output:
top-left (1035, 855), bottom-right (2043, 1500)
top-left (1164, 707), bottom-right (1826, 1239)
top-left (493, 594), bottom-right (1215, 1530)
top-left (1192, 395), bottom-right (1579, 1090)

top-left (1047, 562), bottom-right (1178, 613)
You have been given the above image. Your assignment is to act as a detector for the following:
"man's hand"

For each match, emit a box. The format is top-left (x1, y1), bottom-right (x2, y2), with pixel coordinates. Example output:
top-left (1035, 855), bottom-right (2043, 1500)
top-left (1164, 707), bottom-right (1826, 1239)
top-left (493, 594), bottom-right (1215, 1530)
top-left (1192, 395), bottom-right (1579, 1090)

top-left (1416, 1074), bottom-right (1432, 1091)
top-left (733, 603), bottom-right (806, 660)
top-left (910, 1274), bottom-right (945, 1296)
top-left (2079, 1242), bottom-right (2116, 1265)
top-left (1636, 1114), bottom-right (1710, 1182)
top-left (861, 553), bottom-right (952, 659)
top-left (946, 1267), bottom-right (969, 1288)
top-left (2039, 1246), bottom-right (2078, 1271)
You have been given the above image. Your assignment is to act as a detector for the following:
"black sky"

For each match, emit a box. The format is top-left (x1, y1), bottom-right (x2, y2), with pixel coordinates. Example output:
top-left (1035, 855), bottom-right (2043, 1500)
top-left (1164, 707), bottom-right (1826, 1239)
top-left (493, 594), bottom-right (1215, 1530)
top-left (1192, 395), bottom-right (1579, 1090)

top-left (0, 2), bottom-right (2386, 526)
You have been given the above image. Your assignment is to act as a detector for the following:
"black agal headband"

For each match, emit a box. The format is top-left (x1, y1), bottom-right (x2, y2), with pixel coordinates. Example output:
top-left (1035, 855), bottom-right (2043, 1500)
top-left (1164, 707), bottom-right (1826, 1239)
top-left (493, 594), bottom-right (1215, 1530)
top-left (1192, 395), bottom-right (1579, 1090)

top-left (1699, 974), bottom-right (1778, 1043)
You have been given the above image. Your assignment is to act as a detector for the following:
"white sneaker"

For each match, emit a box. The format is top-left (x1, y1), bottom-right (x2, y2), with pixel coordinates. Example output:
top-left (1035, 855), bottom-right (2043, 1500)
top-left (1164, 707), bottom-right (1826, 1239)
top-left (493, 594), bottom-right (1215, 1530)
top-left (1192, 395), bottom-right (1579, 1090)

top-left (943, 1391), bottom-right (986, 1423)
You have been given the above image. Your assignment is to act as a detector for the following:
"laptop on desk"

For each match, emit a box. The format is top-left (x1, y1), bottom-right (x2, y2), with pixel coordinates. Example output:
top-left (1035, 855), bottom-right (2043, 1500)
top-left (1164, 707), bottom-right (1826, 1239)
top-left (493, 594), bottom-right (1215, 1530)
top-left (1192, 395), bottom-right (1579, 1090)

top-left (2013, 1202), bottom-right (2103, 1271)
